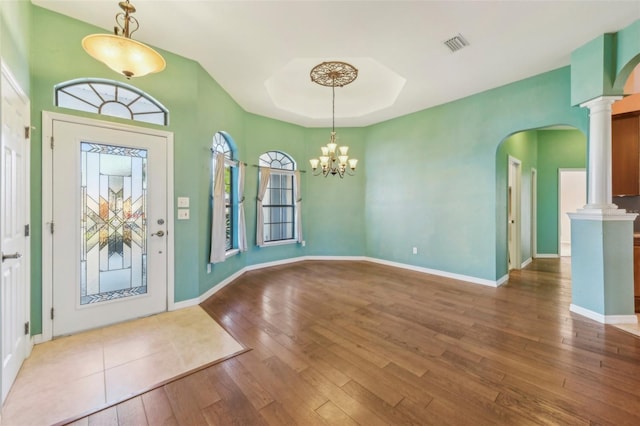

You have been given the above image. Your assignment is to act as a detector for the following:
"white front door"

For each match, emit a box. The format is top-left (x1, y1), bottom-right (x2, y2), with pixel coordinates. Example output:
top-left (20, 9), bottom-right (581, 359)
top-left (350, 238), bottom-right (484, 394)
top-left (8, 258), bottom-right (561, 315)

top-left (49, 117), bottom-right (169, 337)
top-left (1, 65), bottom-right (30, 404)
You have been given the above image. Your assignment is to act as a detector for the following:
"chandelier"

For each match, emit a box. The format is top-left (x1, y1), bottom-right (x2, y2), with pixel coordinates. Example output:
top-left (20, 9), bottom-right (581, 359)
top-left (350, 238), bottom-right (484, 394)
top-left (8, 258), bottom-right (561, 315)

top-left (82, 0), bottom-right (166, 79)
top-left (309, 61), bottom-right (359, 178)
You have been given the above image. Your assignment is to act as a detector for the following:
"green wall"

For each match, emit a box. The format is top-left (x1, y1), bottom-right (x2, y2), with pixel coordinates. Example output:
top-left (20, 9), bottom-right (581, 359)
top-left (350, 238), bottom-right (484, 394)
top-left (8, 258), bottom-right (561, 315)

top-left (1, 0), bottom-right (30, 94)
top-left (365, 68), bottom-right (588, 282)
top-left (536, 130), bottom-right (587, 254)
top-left (571, 20), bottom-right (640, 104)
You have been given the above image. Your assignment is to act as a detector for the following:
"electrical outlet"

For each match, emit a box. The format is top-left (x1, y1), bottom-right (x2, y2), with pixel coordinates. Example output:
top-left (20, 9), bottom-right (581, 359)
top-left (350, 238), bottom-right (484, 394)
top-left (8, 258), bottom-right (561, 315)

top-left (207, 264), bottom-right (211, 274)
top-left (302, 240), bottom-right (306, 247)
top-left (412, 247), bottom-right (418, 254)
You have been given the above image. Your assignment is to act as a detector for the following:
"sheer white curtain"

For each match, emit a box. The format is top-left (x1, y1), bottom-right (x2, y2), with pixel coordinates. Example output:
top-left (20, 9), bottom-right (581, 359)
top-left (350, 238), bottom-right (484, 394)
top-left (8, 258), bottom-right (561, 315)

top-left (209, 152), bottom-right (226, 263)
top-left (294, 170), bottom-right (303, 243)
top-left (256, 167), bottom-right (271, 247)
top-left (237, 162), bottom-right (247, 252)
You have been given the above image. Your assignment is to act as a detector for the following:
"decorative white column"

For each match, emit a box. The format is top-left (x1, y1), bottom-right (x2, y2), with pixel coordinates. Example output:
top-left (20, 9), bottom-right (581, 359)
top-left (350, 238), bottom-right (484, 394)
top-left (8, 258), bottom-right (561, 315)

top-left (578, 96), bottom-right (622, 213)
top-left (570, 95), bottom-right (637, 325)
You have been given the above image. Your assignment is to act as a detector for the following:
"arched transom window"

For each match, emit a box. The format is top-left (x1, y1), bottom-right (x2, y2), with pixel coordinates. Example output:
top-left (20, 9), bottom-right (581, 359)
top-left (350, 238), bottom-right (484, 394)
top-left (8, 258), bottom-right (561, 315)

top-left (259, 150), bottom-right (295, 170)
top-left (55, 79), bottom-right (168, 126)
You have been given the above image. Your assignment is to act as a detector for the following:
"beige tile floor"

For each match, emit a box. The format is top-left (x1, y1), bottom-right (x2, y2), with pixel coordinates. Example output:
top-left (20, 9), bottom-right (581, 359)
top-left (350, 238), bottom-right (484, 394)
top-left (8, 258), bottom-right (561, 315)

top-left (613, 314), bottom-right (640, 338)
top-left (1, 306), bottom-right (245, 426)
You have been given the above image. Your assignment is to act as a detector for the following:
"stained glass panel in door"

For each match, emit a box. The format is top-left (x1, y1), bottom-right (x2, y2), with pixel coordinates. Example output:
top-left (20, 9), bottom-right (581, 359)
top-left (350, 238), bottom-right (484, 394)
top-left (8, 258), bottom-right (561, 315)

top-left (80, 142), bottom-right (147, 305)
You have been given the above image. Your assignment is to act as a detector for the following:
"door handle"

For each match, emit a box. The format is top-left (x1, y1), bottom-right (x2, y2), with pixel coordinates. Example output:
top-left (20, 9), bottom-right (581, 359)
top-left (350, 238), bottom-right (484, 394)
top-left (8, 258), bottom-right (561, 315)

top-left (2, 252), bottom-right (22, 262)
top-left (151, 230), bottom-right (165, 237)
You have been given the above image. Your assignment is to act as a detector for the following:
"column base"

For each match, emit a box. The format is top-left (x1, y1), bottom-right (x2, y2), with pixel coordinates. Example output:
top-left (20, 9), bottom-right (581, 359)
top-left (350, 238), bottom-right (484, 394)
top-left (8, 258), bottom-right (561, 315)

top-left (569, 212), bottom-right (636, 321)
top-left (570, 304), bottom-right (638, 324)
top-left (570, 206), bottom-right (637, 220)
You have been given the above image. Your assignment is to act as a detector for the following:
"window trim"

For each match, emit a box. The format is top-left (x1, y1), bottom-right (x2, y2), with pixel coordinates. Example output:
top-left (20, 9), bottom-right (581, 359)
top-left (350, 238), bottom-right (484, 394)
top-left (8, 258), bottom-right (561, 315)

top-left (54, 78), bottom-right (169, 126)
top-left (213, 132), bottom-right (239, 254)
top-left (258, 151), bottom-right (298, 246)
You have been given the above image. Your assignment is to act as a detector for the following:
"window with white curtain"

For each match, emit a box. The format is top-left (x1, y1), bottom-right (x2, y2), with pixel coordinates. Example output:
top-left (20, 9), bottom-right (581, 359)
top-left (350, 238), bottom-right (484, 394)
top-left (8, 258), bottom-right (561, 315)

top-left (213, 132), bottom-right (237, 251)
top-left (258, 151), bottom-right (297, 244)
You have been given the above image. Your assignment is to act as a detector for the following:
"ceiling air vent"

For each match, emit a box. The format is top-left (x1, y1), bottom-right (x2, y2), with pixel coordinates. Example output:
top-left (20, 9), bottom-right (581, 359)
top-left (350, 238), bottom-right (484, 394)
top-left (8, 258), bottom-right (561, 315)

top-left (444, 34), bottom-right (469, 53)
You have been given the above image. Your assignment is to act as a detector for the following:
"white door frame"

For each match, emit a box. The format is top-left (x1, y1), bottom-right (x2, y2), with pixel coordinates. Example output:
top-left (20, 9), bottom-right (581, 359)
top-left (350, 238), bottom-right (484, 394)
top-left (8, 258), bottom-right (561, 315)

top-left (1, 61), bottom-right (32, 402)
top-left (531, 167), bottom-right (537, 258)
top-left (508, 156), bottom-right (522, 270)
top-left (41, 111), bottom-right (175, 342)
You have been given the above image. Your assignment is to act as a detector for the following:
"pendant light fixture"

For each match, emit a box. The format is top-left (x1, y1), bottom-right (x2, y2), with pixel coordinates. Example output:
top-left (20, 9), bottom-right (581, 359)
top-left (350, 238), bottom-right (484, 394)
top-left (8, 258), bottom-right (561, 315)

top-left (309, 61), bottom-right (359, 178)
top-left (82, 0), bottom-right (166, 79)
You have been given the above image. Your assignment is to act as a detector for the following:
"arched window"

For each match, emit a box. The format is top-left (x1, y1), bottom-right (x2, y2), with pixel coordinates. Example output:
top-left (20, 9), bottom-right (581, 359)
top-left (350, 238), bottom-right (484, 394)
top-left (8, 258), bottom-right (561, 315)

top-left (258, 151), bottom-right (300, 244)
top-left (212, 132), bottom-right (238, 253)
top-left (55, 79), bottom-right (168, 126)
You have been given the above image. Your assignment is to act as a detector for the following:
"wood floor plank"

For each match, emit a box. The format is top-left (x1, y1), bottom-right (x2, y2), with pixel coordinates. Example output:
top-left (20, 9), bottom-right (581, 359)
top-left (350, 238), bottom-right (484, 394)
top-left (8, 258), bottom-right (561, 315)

top-left (299, 365), bottom-right (389, 426)
top-left (87, 407), bottom-right (118, 426)
top-left (69, 258), bottom-right (640, 425)
top-left (201, 366), bottom-right (269, 426)
top-left (258, 401), bottom-right (298, 426)
top-left (115, 397), bottom-right (148, 426)
top-left (219, 357), bottom-right (275, 411)
top-left (315, 401), bottom-right (359, 426)
top-left (141, 387), bottom-right (178, 426)
top-left (163, 378), bottom-right (209, 425)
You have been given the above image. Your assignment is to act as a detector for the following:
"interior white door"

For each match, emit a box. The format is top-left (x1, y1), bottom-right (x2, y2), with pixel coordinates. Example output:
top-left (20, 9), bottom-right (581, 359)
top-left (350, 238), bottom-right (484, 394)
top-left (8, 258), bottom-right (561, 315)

top-left (51, 119), bottom-right (168, 337)
top-left (1, 66), bottom-right (30, 403)
top-left (559, 169), bottom-right (587, 257)
top-left (508, 157), bottom-right (521, 270)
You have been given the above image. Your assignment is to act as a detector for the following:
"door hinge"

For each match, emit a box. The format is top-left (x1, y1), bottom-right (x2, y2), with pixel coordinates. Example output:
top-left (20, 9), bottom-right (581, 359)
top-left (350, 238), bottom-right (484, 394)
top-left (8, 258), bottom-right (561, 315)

top-left (49, 221), bottom-right (55, 234)
top-left (24, 321), bottom-right (29, 335)
top-left (51, 307), bottom-right (54, 320)
top-left (24, 126), bottom-right (30, 139)
top-left (50, 136), bottom-right (54, 149)
top-left (24, 224), bottom-right (30, 237)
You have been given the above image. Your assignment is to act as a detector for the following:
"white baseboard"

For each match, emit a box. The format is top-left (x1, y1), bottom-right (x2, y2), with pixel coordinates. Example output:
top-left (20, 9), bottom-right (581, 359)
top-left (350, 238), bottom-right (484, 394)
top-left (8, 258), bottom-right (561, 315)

top-left (364, 257), bottom-right (504, 287)
top-left (496, 274), bottom-right (509, 286)
top-left (171, 256), bottom-right (312, 310)
top-left (535, 253), bottom-right (559, 259)
top-left (521, 257), bottom-right (532, 268)
top-left (171, 255), bottom-right (505, 308)
top-left (570, 304), bottom-right (639, 324)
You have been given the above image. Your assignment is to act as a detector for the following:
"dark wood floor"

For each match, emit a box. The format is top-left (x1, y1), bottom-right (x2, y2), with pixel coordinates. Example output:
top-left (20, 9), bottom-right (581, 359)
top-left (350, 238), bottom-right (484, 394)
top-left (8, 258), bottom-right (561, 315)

top-left (69, 258), bottom-right (640, 425)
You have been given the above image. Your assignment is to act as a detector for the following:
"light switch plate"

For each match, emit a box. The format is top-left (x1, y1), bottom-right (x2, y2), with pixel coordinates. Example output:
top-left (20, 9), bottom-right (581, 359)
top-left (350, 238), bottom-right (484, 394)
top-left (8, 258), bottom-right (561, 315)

top-left (178, 209), bottom-right (190, 220)
top-left (177, 197), bottom-right (190, 208)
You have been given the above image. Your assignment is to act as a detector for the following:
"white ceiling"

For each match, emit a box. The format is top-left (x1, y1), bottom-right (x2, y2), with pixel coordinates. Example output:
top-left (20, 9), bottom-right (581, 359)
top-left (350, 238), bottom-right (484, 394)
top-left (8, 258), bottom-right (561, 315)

top-left (32, 0), bottom-right (640, 127)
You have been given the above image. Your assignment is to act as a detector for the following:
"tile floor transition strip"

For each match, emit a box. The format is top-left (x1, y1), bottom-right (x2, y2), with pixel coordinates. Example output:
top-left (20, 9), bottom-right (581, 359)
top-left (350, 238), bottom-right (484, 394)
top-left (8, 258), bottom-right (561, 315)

top-left (1, 306), bottom-right (246, 426)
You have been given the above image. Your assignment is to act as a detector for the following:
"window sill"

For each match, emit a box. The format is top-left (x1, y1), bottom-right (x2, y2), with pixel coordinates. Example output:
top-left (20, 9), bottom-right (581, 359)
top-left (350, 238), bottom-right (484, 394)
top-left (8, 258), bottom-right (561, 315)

top-left (225, 249), bottom-right (240, 258)
top-left (262, 239), bottom-right (298, 248)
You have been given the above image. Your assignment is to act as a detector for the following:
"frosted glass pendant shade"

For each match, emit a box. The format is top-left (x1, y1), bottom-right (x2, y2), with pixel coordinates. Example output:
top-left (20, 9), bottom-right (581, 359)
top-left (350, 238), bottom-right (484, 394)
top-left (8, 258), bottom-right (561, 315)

top-left (82, 34), bottom-right (166, 79)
